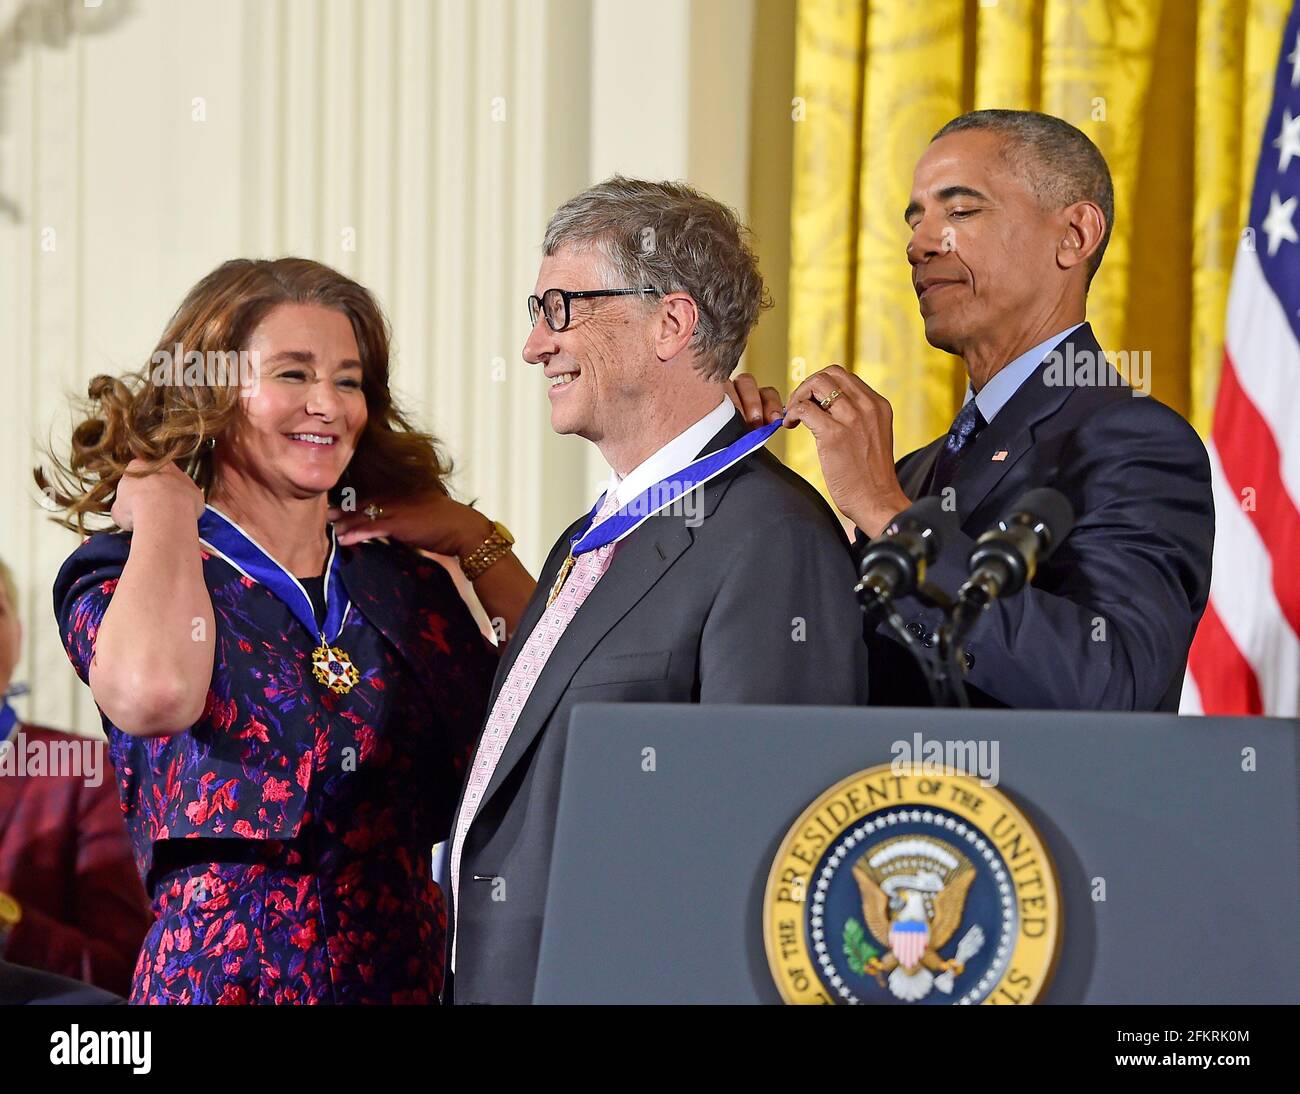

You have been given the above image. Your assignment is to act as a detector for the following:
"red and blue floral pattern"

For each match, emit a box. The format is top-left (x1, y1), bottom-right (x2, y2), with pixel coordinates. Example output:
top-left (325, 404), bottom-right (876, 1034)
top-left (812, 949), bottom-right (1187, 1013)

top-left (54, 532), bottom-right (496, 1004)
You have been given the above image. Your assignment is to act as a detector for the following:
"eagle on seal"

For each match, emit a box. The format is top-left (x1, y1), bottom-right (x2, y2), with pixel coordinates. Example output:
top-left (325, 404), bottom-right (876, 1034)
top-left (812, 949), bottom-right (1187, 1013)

top-left (852, 836), bottom-right (978, 1001)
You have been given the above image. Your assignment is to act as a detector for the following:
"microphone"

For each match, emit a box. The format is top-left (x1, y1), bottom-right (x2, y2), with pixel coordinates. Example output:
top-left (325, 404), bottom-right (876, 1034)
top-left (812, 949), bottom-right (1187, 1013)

top-left (855, 496), bottom-right (954, 614)
top-left (931, 488), bottom-right (1074, 710)
top-left (959, 487), bottom-right (1074, 608)
top-left (855, 496), bottom-right (957, 709)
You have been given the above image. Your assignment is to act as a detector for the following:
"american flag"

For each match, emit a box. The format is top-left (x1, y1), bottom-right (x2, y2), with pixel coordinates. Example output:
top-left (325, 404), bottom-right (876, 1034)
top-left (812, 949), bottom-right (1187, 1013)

top-left (1184, 2), bottom-right (1300, 716)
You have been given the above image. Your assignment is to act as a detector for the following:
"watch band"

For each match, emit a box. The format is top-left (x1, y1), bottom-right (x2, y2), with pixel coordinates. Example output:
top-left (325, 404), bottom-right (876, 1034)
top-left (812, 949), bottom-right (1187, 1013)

top-left (459, 521), bottom-right (514, 582)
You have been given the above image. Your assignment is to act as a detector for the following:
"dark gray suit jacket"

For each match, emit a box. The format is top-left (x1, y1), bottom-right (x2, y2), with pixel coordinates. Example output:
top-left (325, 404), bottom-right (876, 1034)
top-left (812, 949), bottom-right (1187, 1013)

top-left (450, 414), bottom-right (869, 1003)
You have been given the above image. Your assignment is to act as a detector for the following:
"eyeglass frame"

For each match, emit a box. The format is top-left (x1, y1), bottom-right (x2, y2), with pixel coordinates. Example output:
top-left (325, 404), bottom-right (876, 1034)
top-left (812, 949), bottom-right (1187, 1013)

top-left (527, 286), bottom-right (660, 332)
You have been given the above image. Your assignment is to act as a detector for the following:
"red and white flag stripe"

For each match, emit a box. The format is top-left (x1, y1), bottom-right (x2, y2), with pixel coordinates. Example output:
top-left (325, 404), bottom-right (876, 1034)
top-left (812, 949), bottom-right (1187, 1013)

top-left (1184, 245), bottom-right (1300, 716)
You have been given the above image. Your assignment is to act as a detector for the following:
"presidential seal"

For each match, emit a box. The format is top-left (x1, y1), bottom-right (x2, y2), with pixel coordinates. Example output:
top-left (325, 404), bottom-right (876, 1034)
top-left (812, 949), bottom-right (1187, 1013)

top-left (762, 765), bottom-right (1061, 1005)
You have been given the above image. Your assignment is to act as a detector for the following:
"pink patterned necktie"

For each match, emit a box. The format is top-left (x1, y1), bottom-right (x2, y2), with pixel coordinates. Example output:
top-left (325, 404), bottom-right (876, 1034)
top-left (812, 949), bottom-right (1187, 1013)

top-left (449, 490), bottom-right (622, 918)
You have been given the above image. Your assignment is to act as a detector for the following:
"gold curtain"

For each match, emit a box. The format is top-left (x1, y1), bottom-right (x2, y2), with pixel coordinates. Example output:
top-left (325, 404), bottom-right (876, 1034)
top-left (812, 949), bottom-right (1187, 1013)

top-left (785, 0), bottom-right (1290, 490)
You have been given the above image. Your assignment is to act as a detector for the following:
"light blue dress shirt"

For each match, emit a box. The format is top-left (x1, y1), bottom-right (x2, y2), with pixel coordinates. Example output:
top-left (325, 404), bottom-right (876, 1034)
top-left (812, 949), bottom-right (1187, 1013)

top-left (965, 323), bottom-right (1083, 424)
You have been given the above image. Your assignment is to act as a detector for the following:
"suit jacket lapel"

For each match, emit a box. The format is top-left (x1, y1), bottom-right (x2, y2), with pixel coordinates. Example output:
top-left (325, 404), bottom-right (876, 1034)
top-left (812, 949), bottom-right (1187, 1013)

top-left (899, 439), bottom-right (943, 500)
top-left (473, 414), bottom-right (752, 817)
top-left (482, 520), bottom-right (582, 711)
top-left (945, 324), bottom-right (1096, 519)
top-left (476, 519), bottom-right (694, 810)
top-left (899, 324), bottom-right (1098, 520)
top-left (941, 401), bottom-right (1036, 519)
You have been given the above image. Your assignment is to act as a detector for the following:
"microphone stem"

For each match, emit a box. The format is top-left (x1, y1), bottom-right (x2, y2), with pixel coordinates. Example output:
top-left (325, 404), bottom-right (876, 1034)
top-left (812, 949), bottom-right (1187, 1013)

top-left (863, 584), bottom-right (946, 701)
top-left (938, 578), bottom-right (996, 708)
top-left (877, 603), bottom-right (946, 708)
top-left (950, 573), bottom-right (994, 652)
top-left (936, 624), bottom-right (971, 709)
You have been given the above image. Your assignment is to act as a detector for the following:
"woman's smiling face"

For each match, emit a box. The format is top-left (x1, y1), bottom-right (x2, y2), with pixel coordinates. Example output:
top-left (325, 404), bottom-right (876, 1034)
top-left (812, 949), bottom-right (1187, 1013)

top-left (217, 304), bottom-right (369, 500)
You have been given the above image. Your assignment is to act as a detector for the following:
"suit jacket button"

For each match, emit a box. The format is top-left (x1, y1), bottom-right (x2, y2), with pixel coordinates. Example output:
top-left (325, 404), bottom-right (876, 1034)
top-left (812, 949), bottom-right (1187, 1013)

top-left (964, 651), bottom-right (975, 670)
top-left (922, 632), bottom-right (935, 648)
top-left (906, 621), bottom-right (924, 638)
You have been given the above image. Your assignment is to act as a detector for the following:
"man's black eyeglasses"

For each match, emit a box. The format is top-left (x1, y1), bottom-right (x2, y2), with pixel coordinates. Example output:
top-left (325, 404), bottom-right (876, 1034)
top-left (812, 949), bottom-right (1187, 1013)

top-left (527, 287), bottom-right (658, 332)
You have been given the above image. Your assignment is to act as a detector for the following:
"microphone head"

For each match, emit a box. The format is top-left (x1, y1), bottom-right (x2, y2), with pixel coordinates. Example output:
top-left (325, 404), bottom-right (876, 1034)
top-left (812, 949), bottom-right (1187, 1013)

top-left (885, 496), bottom-right (958, 548)
top-left (886, 495), bottom-right (948, 532)
top-left (1006, 487), bottom-right (1074, 558)
top-left (858, 496), bottom-right (956, 589)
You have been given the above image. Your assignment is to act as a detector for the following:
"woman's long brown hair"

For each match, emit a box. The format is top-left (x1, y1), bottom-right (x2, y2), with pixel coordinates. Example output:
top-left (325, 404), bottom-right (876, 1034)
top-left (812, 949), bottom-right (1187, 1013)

top-left (37, 257), bottom-right (452, 534)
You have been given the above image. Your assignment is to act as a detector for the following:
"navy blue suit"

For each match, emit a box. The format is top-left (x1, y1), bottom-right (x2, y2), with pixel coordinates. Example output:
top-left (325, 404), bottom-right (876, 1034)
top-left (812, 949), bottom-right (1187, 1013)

top-left (865, 323), bottom-right (1214, 711)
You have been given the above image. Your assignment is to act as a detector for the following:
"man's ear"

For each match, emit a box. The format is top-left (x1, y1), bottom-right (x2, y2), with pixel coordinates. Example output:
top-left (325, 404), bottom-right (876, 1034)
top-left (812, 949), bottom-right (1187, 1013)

top-left (654, 292), bottom-right (699, 362)
top-left (1057, 200), bottom-right (1106, 274)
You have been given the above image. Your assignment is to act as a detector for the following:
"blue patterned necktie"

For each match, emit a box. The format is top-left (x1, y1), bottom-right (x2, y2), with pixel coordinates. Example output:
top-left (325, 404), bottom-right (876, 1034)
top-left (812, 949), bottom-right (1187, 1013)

top-left (927, 399), bottom-right (987, 494)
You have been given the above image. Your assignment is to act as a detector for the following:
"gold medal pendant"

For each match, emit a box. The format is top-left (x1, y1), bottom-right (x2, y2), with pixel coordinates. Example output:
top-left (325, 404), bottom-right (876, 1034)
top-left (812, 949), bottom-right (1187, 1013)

top-left (311, 638), bottom-right (360, 694)
top-left (547, 552), bottom-right (576, 607)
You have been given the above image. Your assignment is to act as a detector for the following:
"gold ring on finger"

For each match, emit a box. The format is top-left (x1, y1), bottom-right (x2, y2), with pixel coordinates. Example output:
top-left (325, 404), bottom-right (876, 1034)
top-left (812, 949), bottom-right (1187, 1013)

top-left (818, 389), bottom-right (843, 411)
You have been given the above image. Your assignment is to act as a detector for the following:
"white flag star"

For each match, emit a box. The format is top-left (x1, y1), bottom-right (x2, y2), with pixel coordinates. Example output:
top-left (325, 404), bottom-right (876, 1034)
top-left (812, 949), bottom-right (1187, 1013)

top-left (1289, 29), bottom-right (1300, 87)
top-left (1261, 191), bottom-right (1298, 256)
top-left (1277, 109), bottom-right (1300, 172)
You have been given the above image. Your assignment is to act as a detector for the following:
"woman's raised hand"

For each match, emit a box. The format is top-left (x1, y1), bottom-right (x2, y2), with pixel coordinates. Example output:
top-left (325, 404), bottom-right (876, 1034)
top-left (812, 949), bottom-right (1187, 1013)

top-left (329, 492), bottom-right (493, 559)
top-left (110, 459), bottom-right (206, 531)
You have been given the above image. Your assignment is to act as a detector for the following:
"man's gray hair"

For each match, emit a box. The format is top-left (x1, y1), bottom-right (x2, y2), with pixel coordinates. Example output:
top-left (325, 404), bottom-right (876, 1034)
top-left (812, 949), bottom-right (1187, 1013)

top-left (933, 109), bottom-right (1114, 285)
top-left (542, 176), bottom-right (771, 381)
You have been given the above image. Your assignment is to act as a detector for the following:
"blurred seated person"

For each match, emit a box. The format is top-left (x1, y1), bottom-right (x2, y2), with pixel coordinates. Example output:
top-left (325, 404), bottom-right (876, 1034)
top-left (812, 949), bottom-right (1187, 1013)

top-left (0, 555), bottom-right (150, 997)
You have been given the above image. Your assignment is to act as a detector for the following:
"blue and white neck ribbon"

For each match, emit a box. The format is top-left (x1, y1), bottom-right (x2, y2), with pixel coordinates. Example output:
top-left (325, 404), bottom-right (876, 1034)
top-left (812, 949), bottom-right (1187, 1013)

top-left (573, 416), bottom-right (783, 555)
top-left (547, 417), bottom-right (782, 607)
top-left (198, 504), bottom-right (360, 694)
top-left (0, 701), bottom-right (18, 746)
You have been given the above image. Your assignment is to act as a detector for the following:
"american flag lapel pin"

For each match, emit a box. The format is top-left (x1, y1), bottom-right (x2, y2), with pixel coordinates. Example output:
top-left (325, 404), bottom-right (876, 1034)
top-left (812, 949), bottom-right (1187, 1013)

top-left (992, 449), bottom-right (1008, 461)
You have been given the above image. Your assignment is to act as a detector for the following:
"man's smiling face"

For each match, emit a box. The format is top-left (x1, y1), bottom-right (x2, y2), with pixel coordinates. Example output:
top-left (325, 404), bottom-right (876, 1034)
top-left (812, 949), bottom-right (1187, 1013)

top-left (522, 246), bottom-right (656, 444)
top-left (905, 129), bottom-right (1065, 358)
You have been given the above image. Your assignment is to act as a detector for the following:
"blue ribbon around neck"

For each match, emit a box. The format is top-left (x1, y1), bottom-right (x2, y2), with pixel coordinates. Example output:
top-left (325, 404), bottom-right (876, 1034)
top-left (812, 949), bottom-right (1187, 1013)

top-left (0, 701), bottom-right (17, 744)
top-left (570, 416), bottom-right (783, 556)
top-left (198, 505), bottom-right (349, 643)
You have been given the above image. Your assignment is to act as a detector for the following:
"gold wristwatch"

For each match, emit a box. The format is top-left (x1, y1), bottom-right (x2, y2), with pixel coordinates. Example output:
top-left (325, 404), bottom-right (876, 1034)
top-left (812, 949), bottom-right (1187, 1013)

top-left (0, 891), bottom-right (21, 955)
top-left (459, 519), bottom-right (515, 581)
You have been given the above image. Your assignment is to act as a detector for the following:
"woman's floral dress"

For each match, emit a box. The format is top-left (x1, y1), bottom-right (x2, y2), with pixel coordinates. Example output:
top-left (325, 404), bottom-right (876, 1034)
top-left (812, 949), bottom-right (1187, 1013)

top-left (54, 532), bottom-right (496, 1004)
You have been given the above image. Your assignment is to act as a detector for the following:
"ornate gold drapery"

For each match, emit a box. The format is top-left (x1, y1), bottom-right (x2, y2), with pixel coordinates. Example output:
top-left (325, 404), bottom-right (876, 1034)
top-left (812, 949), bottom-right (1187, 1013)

top-left (786, 0), bottom-right (1289, 490)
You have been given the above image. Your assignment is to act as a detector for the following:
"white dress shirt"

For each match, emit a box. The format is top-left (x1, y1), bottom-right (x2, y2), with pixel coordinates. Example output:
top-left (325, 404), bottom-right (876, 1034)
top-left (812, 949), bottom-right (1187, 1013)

top-left (965, 323), bottom-right (1084, 424)
top-left (606, 396), bottom-right (736, 509)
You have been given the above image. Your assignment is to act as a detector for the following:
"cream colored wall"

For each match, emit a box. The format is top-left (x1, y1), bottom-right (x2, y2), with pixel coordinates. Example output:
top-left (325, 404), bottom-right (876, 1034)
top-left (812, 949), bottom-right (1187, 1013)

top-left (0, 0), bottom-right (757, 735)
top-left (584, 0), bottom-right (756, 492)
